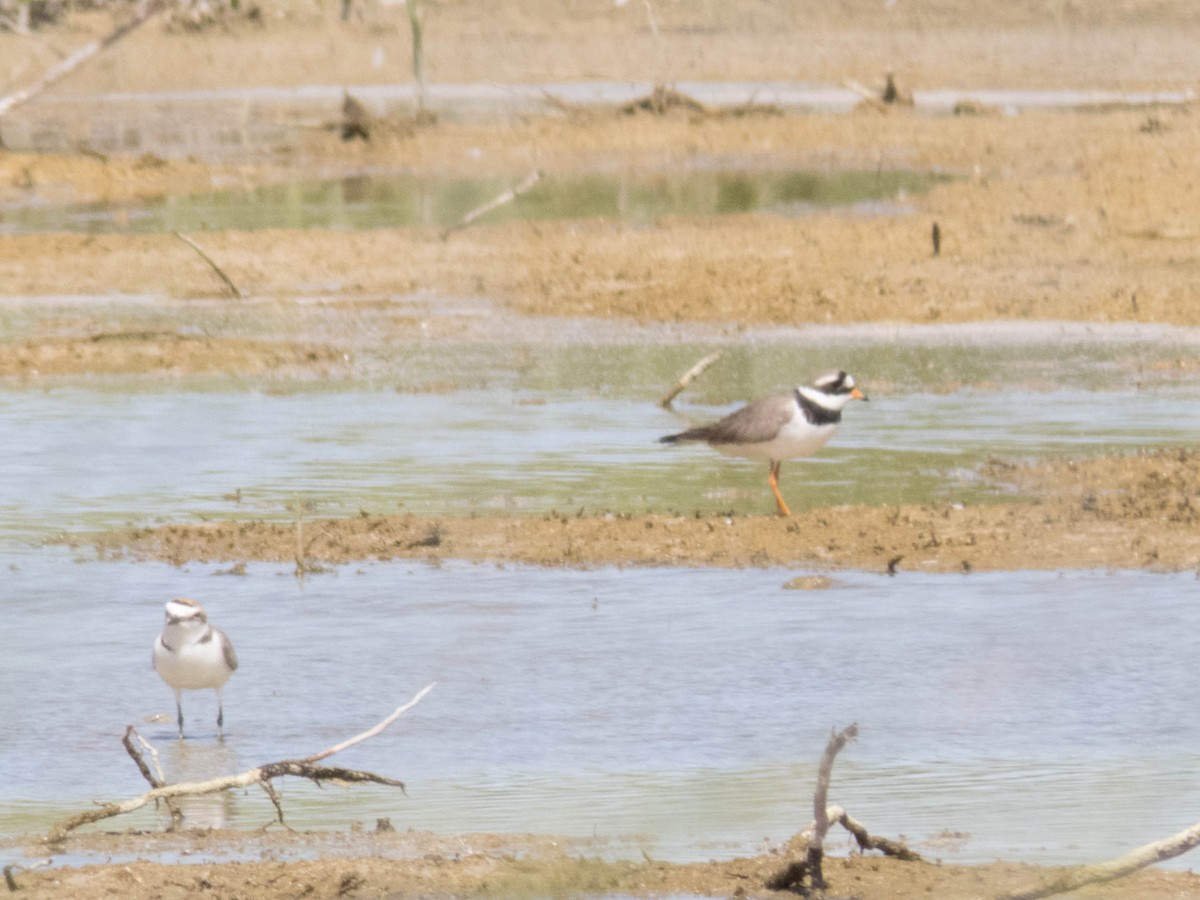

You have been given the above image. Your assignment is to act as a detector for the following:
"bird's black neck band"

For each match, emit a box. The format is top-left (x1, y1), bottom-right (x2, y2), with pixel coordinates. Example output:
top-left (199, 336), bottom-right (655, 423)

top-left (796, 389), bottom-right (842, 426)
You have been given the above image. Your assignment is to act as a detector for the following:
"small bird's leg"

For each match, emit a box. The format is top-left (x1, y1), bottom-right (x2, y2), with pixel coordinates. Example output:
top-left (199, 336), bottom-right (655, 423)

top-left (768, 461), bottom-right (792, 517)
top-left (216, 690), bottom-right (225, 738)
top-left (175, 693), bottom-right (185, 740)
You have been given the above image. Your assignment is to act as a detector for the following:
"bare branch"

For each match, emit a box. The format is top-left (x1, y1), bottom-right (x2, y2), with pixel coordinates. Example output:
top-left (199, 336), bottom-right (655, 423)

top-left (258, 780), bottom-right (290, 830)
top-left (123, 726), bottom-right (182, 829)
top-left (441, 171), bottom-right (542, 239)
top-left (807, 724), bottom-right (858, 889)
top-left (45, 683), bottom-right (435, 845)
top-left (1000, 821), bottom-right (1200, 900)
top-left (659, 350), bottom-right (725, 408)
top-left (173, 231), bottom-right (244, 299)
top-left (835, 807), bottom-right (921, 861)
top-left (767, 724), bottom-right (920, 894)
top-left (123, 725), bottom-right (163, 789)
top-left (0, 1), bottom-right (166, 118)
top-left (3, 859), bottom-right (52, 893)
top-left (301, 682), bottom-right (436, 763)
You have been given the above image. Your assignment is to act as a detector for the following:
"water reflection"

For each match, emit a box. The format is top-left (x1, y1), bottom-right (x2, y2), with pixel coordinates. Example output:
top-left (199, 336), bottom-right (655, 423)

top-left (0, 373), bottom-right (1196, 542)
top-left (0, 168), bottom-right (949, 236)
top-left (162, 739), bottom-right (238, 830)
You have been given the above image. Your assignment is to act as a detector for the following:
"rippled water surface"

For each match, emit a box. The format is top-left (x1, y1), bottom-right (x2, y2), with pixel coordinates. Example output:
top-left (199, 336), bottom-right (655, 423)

top-left (1, 322), bottom-right (1198, 870)
top-left (2, 557), bottom-right (1199, 868)
top-left (0, 319), bottom-right (1197, 540)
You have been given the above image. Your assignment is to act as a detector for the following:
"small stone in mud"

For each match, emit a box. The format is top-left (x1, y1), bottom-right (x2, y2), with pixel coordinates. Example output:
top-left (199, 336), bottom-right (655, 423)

top-left (782, 574), bottom-right (835, 590)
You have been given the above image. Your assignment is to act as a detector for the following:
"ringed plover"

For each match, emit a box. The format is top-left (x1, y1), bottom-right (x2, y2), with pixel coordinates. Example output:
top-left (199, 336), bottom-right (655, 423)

top-left (660, 369), bottom-right (868, 517)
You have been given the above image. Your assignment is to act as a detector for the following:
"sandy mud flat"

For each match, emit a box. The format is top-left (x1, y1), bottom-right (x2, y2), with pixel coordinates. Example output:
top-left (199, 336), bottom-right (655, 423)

top-left (3, 1), bottom-right (1200, 896)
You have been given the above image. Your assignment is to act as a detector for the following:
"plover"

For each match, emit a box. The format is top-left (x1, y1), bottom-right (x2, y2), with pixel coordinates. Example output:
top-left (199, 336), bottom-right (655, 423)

top-left (152, 597), bottom-right (238, 739)
top-left (660, 369), bottom-right (868, 517)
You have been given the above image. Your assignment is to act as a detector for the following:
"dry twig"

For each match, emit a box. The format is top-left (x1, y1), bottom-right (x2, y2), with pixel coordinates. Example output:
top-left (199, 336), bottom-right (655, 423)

top-left (440, 171), bottom-right (542, 239)
top-left (807, 723), bottom-right (858, 889)
top-left (45, 683), bottom-right (435, 845)
top-left (0, 1), bottom-right (166, 118)
top-left (1000, 821), bottom-right (1200, 900)
top-left (122, 725), bottom-right (182, 829)
top-left (659, 350), bottom-right (725, 408)
top-left (767, 724), bottom-right (919, 893)
top-left (172, 231), bottom-right (243, 299)
top-left (3, 859), bottom-right (52, 893)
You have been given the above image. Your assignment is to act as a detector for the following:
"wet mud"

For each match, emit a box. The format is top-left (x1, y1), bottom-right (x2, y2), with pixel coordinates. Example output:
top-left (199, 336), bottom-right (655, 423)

top-left (77, 451), bottom-right (1200, 574)
top-left (4, 1), bottom-right (1200, 896)
top-left (9, 830), bottom-right (1199, 900)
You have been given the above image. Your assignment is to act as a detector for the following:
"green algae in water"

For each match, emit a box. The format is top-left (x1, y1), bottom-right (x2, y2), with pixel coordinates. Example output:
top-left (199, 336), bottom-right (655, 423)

top-left (0, 168), bottom-right (950, 235)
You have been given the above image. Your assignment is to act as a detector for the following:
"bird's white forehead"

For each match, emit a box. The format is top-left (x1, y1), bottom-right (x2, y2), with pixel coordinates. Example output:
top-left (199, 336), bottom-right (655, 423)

top-left (813, 370), bottom-right (854, 390)
top-left (165, 597), bottom-right (204, 619)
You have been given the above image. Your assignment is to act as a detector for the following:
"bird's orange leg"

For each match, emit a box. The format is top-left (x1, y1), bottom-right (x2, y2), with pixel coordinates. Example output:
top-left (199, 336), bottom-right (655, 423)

top-left (767, 461), bottom-right (792, 517)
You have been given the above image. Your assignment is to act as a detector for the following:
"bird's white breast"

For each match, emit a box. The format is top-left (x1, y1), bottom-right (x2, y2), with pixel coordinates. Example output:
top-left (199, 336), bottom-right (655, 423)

top-left (711, 410), bottom-right (837, 462)
top-left (154, 629), bottom-right (234, 691)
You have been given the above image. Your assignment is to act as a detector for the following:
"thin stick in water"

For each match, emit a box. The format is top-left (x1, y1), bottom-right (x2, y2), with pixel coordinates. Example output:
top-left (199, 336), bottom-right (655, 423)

top-left (173, 231), bottom-right (243, 299)
top-left (441, 170), bottom-right (542, 239)
top-left (659, 350), bottom-right (725, 408)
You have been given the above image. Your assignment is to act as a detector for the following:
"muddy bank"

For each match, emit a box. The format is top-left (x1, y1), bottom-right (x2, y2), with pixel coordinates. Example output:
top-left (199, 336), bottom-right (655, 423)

top-left (10, 830), bottom-right (1200, 900)
top-left (76, 451), bottom-right (1200, 573)
top-left (4, 103), bottom-right (1200, 344)
top-left (4, 3), bottom-right (1200, 896)
top-left (0, 331), bottom-right (349, 377)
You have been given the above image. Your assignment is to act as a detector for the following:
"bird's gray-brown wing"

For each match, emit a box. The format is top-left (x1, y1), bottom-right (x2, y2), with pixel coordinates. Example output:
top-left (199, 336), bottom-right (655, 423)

top-left (663, 394), bottom-right (794, 445)
top-left (218, 629), bottom-right (239, 672)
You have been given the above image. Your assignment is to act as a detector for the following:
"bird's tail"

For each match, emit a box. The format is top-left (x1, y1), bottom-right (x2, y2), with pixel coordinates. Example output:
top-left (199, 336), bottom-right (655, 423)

top-left (660, 428), bottom-right (707, 444)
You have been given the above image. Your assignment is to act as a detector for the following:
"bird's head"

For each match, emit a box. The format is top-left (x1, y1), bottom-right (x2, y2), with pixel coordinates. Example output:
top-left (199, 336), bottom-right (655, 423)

top-left (801, 370), bottom-right (869, 410)
top-left (164, 597), bottom-right (208, 627)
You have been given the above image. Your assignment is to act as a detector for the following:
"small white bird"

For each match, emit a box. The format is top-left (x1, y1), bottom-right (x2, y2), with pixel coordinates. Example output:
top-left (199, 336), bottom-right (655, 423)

top-left (660, 369), bottom-right (868, 517)
top-left (152, 597), bottom-right (238, 740)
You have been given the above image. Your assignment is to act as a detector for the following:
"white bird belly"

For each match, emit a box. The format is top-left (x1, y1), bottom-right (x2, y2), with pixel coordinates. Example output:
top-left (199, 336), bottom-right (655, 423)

top-left (154, 637), bottom-right (233, 691)
top-left (711, 419), bottom-right (837, 461)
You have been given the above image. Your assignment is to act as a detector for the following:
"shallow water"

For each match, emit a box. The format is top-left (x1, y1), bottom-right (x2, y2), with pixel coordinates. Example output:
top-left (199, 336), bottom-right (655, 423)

top-left (2, 556), bottom-right (1199, 869)
top-left (1, 321), bottom-right (1199, 870)
top-left (0, 317), bottom-right (1198, 541)
top-left (0, 167), bottom-right (949, 235)
top-left (0, 363), bottom-right (1197, 542)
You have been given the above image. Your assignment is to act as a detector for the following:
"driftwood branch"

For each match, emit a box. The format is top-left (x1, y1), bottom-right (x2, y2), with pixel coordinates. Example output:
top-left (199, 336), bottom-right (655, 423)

top-left (173, 231), bottom-right (243, 299)
top-left (0, 1), bottom-right (165, 118)
top-left (659, 350), bottom-right (725, 408)
top-left (3, 859), bottom-right (52, 893)
top-left (45, 683), bottom-right (435, 845)
top-left (122, 725), bottom-right (164, 788)
top-left (440, 170), bottom-right (542, 239)
top-left (836, 807), bottom-right (921, 860)
top-left (122, 725), bottom-right (183, 829)
top-left (767, 724), bottom-right (919, 893)
top-left (303, 682), bottom-right (435, 762)
top-left (808, 723), bottom-right (858, 889)
top-left (1000, 821), bottom-right (1200, 900)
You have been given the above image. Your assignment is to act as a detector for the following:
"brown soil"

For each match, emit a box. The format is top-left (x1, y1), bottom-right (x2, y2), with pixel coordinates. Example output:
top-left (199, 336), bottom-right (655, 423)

top-left (79, 450), bottom-right (1200, 574)
top-left (0, 331), bottom-right (348, 377)
top-left (5, 2), bottom-right (1200, 897)
top-left (9, 830), bottom-right (1200, 900)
